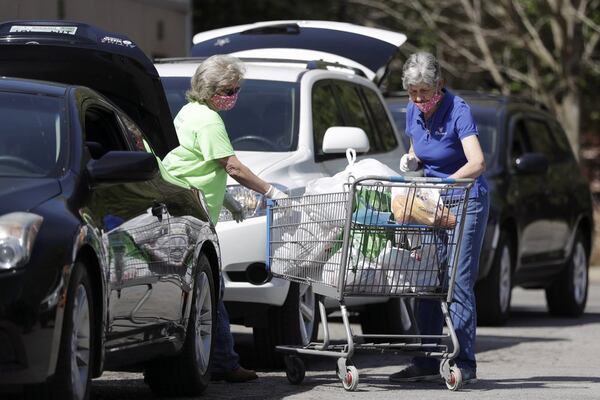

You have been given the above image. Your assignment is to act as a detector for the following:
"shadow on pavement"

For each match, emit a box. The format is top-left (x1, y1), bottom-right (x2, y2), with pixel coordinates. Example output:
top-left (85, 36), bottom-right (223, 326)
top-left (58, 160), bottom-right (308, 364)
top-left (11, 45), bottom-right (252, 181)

top-left (504, 310), bottom-right (600, 328)
top-left (92, 375), bottom-right (318, 400)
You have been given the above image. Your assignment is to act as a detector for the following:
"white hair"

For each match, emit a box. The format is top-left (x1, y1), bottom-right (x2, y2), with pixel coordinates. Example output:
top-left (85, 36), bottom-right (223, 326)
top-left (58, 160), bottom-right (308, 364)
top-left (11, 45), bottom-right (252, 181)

top-left (401, 52), bottom-right (442, 90)
top-left (186, 54), bottom-right (246, 103)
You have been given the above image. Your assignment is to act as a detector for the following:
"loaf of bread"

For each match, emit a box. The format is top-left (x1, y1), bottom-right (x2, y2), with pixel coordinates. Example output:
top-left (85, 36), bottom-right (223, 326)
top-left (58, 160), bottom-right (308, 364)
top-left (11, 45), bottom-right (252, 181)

top-left (391, 190), bottom-right (456, 228)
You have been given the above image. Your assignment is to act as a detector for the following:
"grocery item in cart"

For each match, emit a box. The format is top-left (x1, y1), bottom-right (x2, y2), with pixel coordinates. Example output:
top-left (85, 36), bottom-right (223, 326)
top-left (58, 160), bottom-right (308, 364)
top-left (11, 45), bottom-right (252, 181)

top-left (378, 241), bottom-right (441, 293)
top-left (271, 199), bottom-right (343, 279)
top-left (391, 187), bottom-right (456, 228)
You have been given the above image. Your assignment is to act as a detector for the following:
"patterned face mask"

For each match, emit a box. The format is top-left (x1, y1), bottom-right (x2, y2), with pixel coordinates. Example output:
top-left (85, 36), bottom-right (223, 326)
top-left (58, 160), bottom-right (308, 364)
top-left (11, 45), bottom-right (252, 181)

top-left (414, 91), bottom-right (443, 114)
top-left (210, 92), bottom-right (239, 111)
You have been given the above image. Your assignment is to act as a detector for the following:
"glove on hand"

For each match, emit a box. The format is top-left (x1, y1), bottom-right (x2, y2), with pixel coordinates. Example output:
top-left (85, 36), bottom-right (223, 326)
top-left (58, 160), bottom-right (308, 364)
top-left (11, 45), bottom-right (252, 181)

top-left (399, 153), bottom-right (420, 172)
top-left (265, 185), bottom-right (288, 200)
top-left (223, 191), bottom-right (245, 223)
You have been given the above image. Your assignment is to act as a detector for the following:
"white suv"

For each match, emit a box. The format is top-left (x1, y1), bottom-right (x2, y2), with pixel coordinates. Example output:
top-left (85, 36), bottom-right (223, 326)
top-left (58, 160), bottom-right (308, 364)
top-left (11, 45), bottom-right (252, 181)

top-left (156, 20), bottom-right (408, 367)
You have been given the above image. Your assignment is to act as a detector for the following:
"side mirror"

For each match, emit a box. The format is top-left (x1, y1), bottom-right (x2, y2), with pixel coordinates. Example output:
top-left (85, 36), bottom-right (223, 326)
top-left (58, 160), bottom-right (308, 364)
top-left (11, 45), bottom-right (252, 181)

top-left (322, 127), bottom-right (370, 154)
top-left (87, 151), bottom-right (158, 183)
top-left (513, 152), bottom-right (549, 174)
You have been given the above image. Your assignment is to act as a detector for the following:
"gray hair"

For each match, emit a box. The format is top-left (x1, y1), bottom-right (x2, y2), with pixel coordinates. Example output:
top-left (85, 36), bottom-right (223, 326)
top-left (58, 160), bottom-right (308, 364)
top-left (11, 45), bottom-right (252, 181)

top-left (186, 54), bottom-right (246, 103)
top-left (401, 52), bottom-right (442, 90)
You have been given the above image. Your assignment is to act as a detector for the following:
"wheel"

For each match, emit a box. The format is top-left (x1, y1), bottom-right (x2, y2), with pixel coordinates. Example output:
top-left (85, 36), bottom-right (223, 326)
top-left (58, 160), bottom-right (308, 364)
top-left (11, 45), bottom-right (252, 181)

top-left (24, 261), bottom-right (95, 400)
top-left (445, 366), bottom-right (463, 391)
top-left (476, 231), bottom-right (513, 325)
top-left (253, 282), bottom-right (319, 368)
top-left (284, 356), bottom-right (305, 385)
top-left (342, 366), bottom-right (359, 391)
top-left (360, 298), bottom-right (417, 341)
top-left (546, 231), bottom-right (589, 316)
top-left (144, 253), bottom-right (216, 397)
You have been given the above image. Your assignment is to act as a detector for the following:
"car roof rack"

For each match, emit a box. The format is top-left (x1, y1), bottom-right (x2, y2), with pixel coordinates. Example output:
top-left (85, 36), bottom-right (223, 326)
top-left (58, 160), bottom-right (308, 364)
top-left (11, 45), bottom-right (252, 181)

top-left (154, 56), bottom-right (367, 77)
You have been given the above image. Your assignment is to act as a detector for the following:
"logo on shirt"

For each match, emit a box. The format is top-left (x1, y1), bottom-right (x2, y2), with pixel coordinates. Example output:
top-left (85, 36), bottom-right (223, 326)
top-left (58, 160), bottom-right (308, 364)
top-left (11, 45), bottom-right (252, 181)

top-left (432, 127), bottom-right (447, 136)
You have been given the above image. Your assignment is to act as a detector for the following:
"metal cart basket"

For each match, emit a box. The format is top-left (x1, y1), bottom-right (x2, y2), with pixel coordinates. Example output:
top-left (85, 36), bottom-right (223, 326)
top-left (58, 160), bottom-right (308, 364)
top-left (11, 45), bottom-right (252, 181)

top-left (267, 175), bottom-right (473, 391)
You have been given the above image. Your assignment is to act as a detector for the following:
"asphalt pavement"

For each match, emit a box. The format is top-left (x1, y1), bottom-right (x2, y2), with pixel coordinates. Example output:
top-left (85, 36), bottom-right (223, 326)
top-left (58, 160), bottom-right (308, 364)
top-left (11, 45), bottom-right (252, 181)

top-left (93, 267), bottom-right (600, 400)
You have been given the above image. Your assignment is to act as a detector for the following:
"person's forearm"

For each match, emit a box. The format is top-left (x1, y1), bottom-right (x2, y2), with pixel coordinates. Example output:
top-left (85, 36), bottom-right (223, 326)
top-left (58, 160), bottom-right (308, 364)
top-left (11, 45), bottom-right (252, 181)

top-left (449, 160), bottom-right (485, 179)
top-left (225, 163), bottom-right (270, 194)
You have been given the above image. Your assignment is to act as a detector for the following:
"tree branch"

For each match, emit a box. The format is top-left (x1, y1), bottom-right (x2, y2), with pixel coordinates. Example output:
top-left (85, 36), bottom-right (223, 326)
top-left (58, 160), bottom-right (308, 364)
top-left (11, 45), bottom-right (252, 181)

top-left (511, 0), bottom-right (561, 72)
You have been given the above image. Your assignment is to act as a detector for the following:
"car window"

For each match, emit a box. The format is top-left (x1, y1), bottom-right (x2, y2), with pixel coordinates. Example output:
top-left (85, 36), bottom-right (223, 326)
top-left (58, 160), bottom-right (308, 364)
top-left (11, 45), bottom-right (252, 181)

top-left (312, 80), bottom-right (345, 160)
top-left (161, 76), bottom-right (299, 152)
top-left (332, 81), bottom-right (376, 148)
top-left (523, 118), bottom-right (561, 162)
top-left (362, 88), bottom-right (398, 152)
top-left (84, 104), bottom-right (129, 159)
top-left (387, 102), bottom-right (410, 150)
top-left (548, 119), bottom-right (575, 161)
top-left (470, 108), bottom-right (498, 165)
top-left (119, 113), bottom-right (148, 152)
top-left (510, 118), bottom-right (532, 161)
top-left (0, 92), bottom-right (65, 177)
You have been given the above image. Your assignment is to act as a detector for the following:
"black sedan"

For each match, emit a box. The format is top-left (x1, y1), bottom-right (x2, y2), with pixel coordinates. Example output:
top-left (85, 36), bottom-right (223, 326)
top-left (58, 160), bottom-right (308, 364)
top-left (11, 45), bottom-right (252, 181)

top-left (0, 22), bottom-right (219, 399)
top-left (386, 92), bottom-right (594, 325)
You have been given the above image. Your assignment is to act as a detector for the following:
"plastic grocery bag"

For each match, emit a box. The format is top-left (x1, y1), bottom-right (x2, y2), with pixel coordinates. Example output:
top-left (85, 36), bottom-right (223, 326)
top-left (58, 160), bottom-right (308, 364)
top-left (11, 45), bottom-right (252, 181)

top-left (305, 149), bottom-right (399, 195)
top-left (377, 241), bottom-right (441, 293)
top-left (321, 248), bottom-right (389, 294)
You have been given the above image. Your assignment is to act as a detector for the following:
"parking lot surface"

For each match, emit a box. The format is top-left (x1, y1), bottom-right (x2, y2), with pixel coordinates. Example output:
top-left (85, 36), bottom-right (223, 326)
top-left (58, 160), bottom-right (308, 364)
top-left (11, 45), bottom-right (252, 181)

top-left (91, 268), bottom-right (600, 400)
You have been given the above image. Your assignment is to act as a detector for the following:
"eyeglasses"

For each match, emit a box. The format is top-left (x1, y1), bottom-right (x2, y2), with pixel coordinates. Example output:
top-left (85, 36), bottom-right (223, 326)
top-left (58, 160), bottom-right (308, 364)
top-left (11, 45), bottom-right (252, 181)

top-left (222, 86), bottom-right (241, 96)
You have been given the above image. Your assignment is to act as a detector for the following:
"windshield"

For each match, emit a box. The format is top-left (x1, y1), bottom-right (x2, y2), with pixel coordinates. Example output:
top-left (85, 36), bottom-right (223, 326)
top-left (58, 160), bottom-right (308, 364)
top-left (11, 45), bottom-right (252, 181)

top-left (387, 100), bottom-right (497, 165)
top-left (0, 92), bottom-right (66, 177)
top-left (161, 77), bottom-right (298, 152)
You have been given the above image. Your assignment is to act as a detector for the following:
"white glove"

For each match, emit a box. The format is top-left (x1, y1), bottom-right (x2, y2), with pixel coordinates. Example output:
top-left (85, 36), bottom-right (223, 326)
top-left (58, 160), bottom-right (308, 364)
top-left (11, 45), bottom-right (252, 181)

top-left (400, 153), bottom-right (420, 172)
top-left (265, 185), bottom-right (288, 200)
top-left (223, 191), bottom-right (245, 223)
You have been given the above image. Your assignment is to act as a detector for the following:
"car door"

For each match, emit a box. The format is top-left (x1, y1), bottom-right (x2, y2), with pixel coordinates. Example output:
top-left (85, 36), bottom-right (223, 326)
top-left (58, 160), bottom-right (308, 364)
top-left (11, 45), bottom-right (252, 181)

top-left (118, 112), bottom-right (213, 328)
top-left (508, 114), bottom-right (568, 269)
top-left (312, 79), bottom-right (402, 176)
top-left (81, 100), bottom-right (170, 346)
top-left (521, 116), bottom-right (571, 260)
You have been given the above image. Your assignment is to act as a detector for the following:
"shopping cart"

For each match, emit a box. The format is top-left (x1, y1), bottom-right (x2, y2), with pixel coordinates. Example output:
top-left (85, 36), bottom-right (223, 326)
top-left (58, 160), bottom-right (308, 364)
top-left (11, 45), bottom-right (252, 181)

top-left (266, 175), bottom-right (473, 391)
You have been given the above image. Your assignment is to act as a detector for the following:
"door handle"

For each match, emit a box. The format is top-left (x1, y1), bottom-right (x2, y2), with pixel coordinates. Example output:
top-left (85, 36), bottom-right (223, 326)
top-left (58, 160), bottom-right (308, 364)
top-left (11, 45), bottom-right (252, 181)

top-left (151, 202), bottom-right (167, 221)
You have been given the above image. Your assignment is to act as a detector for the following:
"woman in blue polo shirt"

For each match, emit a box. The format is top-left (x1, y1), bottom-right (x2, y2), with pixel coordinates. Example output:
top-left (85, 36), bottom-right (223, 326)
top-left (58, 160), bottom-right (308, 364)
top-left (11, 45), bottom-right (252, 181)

top-left (391, 52), bottom-right (490, 386)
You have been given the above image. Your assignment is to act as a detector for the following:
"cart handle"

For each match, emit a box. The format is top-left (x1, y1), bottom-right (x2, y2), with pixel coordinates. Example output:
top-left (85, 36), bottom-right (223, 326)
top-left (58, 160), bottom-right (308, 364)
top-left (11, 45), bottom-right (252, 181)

top-left (354, 175), bottom-right (474, 184)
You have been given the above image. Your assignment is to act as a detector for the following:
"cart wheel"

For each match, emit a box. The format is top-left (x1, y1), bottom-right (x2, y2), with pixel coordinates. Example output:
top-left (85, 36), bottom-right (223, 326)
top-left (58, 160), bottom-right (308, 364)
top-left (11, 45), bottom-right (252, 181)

top-left (445, 366), bottom-right (462, 391)
top-left (284, 356), bottom-right (305, 385)
top-left (439, 359), bottom-right (451, 381)
top-left (341, 366), bottom-right (359, 391)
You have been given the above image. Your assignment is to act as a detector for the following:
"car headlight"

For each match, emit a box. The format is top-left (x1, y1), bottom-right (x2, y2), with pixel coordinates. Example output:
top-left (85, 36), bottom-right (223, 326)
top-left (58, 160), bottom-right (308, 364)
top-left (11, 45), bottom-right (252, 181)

top-left (0, 212), bottom-right (43, 271)
top-left (219, 184), bottom-right (288, 222)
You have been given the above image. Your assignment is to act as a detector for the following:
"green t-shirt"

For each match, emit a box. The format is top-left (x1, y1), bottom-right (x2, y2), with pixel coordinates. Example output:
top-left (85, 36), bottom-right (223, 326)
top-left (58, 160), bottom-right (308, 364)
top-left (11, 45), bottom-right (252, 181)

top-left (162, 102), bottom-right (235, 223)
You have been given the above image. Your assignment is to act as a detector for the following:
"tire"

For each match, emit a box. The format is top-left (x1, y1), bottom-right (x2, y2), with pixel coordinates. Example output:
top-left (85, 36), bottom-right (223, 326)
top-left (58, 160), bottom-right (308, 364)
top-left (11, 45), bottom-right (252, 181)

top-left (476, 231), bottom-right (513, 326)
top-left (546, 231), bottom-right (589, 317)
top-left (253, 282), bottom-right (319, 368)
top-left (360, 298), bottom-right (415, 340)
top-left (144, 253), bottom-right (216, 397)
top-left (24, 261), bottom-right (95, 400)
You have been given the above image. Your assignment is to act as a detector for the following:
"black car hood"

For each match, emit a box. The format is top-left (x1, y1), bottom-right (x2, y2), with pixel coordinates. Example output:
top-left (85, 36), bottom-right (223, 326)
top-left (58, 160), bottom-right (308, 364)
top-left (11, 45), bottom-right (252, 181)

top-left (191, 20), bottom-right (407, 84)
top-left (0, 20), bottom-right (177, 158)
top-left (0, 177), bottom-right (61, 214)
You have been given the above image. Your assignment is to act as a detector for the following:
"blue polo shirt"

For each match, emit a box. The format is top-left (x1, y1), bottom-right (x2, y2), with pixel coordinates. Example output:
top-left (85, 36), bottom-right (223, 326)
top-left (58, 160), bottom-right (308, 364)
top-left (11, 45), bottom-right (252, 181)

top-left (405, 89), bottom-right (488, 199)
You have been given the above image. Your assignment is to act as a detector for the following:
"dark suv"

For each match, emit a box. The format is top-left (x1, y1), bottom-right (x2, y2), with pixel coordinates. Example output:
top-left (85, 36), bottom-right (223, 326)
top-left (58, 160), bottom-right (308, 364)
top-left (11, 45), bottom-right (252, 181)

top-left (386, 92), bottom-right (594, 325)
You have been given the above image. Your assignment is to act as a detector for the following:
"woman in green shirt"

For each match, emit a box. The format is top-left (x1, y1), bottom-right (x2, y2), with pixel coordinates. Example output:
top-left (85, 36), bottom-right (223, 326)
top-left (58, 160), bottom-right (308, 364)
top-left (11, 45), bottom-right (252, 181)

top-left (163, 54), bottom-right (286, 382)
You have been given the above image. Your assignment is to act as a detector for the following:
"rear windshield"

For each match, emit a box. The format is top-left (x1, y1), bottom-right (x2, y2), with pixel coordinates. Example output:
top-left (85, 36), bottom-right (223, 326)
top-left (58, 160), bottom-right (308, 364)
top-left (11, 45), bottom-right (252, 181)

top-left (0, 92), bottom-right (66, 177)
top-left (161, 77), bottom-right (299, 152)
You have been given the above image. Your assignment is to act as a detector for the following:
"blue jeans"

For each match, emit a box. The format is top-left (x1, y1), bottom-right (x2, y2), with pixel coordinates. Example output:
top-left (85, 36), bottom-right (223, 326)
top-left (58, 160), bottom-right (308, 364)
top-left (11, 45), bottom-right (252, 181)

top-left (211, 275), bottom-right (240, 373)
top-left (413, 192), bottom-right (490, 372)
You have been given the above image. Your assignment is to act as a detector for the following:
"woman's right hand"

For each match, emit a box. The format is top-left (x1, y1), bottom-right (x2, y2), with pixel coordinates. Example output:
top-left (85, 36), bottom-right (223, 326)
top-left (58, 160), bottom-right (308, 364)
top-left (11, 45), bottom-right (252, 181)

top-left (400, 153), bottom-right (420, 172)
